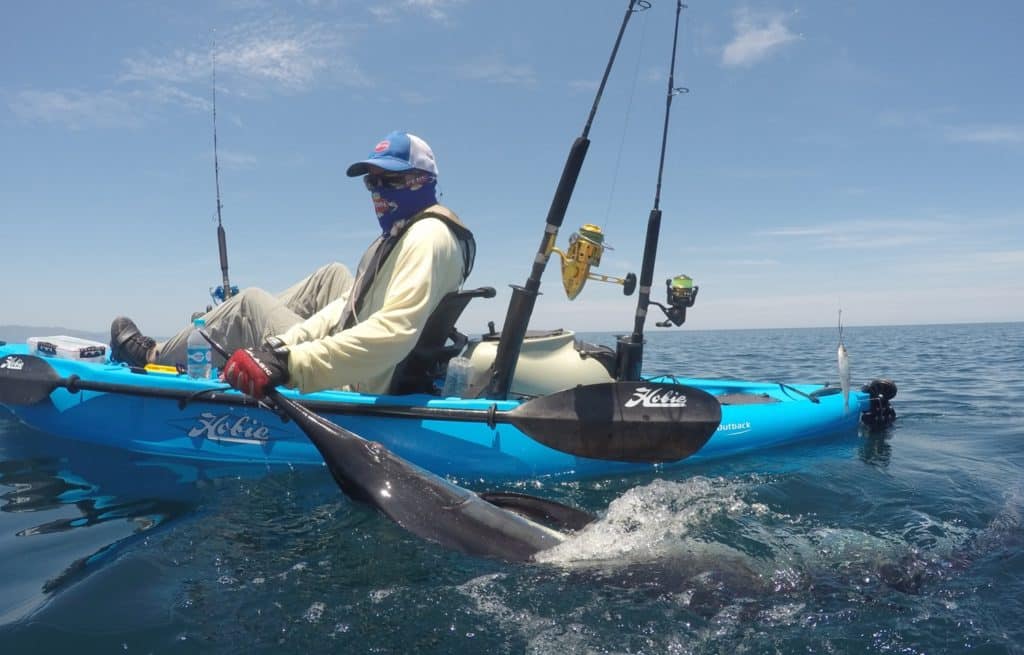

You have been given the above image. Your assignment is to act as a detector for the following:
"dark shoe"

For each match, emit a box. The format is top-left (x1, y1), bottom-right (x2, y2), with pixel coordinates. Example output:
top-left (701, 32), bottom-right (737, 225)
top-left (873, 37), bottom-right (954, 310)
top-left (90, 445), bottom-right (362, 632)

top-left (110, 316), bottom-right (156, 366)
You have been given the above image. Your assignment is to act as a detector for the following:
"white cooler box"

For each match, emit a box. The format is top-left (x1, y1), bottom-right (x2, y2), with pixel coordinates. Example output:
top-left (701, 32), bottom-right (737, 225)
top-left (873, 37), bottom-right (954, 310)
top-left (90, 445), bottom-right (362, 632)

top-left (27, 335), bottom-right (108, 363)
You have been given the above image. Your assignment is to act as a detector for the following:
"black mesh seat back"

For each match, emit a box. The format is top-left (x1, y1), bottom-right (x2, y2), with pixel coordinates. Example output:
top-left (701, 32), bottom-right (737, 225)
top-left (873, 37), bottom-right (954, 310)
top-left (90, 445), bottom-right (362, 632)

top-left (388, 286), bottom-right (496, 395)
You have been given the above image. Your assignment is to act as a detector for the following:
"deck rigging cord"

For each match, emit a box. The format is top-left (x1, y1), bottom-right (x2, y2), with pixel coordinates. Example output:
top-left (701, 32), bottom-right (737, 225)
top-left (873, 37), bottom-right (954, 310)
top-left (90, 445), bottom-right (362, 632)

top-left (482, 0), bottom-right (648, 400)
top-left (616, 0), bottom-right (689, 380)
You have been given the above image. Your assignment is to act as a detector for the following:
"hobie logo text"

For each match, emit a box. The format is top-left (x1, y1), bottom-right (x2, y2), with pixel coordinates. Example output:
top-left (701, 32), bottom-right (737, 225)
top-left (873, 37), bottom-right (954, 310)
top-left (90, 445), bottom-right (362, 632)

top-left (0, 357), bottom-right (25, 371)
top-left (625, 386), bottom-right (688, 408)
top-left (188, 412), bottom-right (271, 442)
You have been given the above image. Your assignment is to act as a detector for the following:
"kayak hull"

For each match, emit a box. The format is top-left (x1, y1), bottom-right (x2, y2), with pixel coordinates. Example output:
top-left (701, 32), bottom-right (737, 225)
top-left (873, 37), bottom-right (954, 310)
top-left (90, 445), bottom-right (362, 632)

top-left (0, 343), bottom-right (872, 479)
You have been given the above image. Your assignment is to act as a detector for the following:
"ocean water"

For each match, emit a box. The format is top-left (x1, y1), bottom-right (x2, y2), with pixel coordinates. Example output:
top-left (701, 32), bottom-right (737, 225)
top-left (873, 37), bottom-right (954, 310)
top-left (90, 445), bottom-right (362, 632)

top-left (0, 322), bottom-right (1021, 654)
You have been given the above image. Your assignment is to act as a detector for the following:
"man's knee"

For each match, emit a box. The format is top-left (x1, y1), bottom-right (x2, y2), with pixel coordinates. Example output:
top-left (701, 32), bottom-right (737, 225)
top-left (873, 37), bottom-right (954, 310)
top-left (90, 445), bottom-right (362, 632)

top-left (236, 287), bottom-right (278, 315)
top-left (316, 262), bottom-right (353, 284)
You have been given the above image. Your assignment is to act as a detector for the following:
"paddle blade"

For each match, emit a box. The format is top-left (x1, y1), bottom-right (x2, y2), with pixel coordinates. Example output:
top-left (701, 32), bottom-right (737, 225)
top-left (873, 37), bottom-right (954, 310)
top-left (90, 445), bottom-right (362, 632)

top-left (0, 354), bottom-right (62, 405)
top-left (509, 381), bottom-right (722, 463)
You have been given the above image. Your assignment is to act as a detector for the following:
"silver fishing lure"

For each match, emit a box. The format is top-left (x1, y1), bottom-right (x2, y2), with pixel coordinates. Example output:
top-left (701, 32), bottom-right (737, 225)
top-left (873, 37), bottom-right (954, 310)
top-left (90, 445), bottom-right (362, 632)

top-left (838, 310), bottom-right (850, 413)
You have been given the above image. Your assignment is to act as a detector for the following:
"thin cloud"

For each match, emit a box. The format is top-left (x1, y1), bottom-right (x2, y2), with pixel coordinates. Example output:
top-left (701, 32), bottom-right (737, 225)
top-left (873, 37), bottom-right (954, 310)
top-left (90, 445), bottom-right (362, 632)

top-left (404, 0), bottom-right (466, 22)
top-left (370, 0), bottom-right (466, 23)
top-left (150, 85), bottom-right (209, 112)
top-left (8, 84), bottom-right (208, 130)
top-left (877, 106), bottom-right (956, 129)
top-left (759, 226), bottom-right (830, 237)
top-left (724, 258), bottom-right (781, 267)
top-left (642, 66), bottom-right (665, 84)
top-left (898, 249), bottom-right (1024, 280)
top-left (215, 149), bottom-right (259, 169)
top-left (757, 219), bottom-right (952, 249)
top-left (8, 89), bottom-right (144, 130)
top-left (398, 90), bottom-right (434, 105)
top-left (120, 49), bottom-right (207, 85)
top-left (722, 9), bottom-right (799, 68)
top-left (569, 79), bottom-right (599, 93)
top-left (966, 250), bottom-right (1024, 266)
top-left (11, 17), bottom-right (366, 130)
top-left (456, 54), bottom-right (536, 86)
top-left (877, 110), bottom-right (1022, 146)
top-left (121, 20), bottom-right (365, 93)
top-left (945, 124), bottom-right (1024, 145)
top-left (721, 166), bottom-right (815, 180)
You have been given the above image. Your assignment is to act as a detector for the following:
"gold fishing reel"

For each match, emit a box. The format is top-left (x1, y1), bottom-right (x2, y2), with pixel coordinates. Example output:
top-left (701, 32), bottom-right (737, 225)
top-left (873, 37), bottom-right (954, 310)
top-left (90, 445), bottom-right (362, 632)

top-left (549, 224), bottom-right (636, 300)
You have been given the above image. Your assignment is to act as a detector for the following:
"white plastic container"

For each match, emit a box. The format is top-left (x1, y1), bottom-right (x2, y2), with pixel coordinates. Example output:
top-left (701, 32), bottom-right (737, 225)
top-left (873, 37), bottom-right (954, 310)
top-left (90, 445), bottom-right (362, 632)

top-left (463, 329), bottom-right (614, 397)
top-left (28, 335), bottom-right (108, 363)
top-left (186, 318), bottom-right (212, 379)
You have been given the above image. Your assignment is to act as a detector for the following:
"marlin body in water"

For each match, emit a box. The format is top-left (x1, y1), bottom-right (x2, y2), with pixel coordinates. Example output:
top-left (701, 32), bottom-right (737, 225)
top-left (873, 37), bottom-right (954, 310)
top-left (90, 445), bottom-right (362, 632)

top-left (268, 390), bottom-right (594, 562)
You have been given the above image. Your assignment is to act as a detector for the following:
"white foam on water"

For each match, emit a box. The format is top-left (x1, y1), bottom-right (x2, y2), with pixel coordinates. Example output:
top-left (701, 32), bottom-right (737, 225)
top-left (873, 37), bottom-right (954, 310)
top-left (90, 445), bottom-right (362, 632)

top-left (536, 476), bottom-right (761, 565)
top-left (453, 476), bottom-right (1024, 652)
top-left (456, 573), bottom-right (557, 641)
top-left (303, 601), bottom-right (325, 623)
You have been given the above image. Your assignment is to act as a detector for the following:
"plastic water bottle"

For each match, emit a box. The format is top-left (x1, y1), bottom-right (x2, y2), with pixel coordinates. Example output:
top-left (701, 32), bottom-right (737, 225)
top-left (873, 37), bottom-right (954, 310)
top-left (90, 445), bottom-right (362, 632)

top-left (442, 356), bottom-right (472, 398)
top-left (187, 317), bottom-right (213, 379)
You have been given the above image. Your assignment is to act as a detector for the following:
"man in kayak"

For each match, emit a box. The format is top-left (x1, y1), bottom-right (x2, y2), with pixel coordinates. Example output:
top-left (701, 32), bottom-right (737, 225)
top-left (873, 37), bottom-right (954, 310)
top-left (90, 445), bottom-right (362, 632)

top-left (109, 131), bottom-right (475, 399)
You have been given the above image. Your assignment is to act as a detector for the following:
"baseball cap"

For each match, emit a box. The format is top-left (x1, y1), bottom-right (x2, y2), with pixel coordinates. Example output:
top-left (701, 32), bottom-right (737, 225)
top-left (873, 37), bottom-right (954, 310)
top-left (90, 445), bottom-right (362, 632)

top-left (345, 131), bottom-right (438, 177)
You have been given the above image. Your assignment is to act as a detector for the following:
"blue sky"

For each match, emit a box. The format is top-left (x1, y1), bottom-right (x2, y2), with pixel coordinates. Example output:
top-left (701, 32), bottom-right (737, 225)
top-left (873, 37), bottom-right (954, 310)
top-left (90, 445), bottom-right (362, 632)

top-left (2, 0), bottom-right (1021, 337)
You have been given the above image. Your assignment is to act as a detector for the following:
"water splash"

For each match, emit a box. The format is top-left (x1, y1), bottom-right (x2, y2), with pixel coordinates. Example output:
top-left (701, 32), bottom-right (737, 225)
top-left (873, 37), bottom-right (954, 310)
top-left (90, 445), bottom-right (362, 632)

top-left (536, 476), bottom-right (759, 564)
top-left (536, 474), bottom-right (1006, 598)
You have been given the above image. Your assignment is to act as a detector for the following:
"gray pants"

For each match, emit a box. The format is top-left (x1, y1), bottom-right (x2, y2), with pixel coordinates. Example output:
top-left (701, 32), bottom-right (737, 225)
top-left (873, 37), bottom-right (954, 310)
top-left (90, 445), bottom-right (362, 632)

top-left (156, 263), bottom-right (354, 367)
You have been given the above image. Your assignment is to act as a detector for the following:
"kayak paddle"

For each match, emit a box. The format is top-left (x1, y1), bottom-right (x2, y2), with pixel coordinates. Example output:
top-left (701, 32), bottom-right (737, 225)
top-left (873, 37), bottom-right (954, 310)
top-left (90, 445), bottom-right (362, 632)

top-left (199, 331), bottom-right (720, 463)
top-left (0, 352), bottom-right (721, 463)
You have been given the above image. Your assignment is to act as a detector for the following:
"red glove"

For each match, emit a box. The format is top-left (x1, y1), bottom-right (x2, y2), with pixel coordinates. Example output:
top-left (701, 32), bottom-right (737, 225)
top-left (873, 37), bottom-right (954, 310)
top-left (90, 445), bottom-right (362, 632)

top-left (222, 347), bottom-right (289, 400)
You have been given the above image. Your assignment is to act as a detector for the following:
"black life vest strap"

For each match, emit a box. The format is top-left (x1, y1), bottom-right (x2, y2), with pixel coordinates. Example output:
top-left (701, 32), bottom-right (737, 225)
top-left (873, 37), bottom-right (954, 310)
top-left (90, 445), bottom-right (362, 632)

top-left (338, 207), bottom-right (476, 332)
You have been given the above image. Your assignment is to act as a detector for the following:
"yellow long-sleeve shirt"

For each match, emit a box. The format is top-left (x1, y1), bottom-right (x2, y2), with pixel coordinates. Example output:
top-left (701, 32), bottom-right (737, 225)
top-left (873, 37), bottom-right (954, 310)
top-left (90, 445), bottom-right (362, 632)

top-left (277, 208), bottom-right (466, 394)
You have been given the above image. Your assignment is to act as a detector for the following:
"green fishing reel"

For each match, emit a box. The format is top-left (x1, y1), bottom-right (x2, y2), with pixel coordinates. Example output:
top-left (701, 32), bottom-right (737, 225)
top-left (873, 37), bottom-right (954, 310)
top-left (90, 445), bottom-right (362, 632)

top-left (652, 274), bottom-right (698, 327)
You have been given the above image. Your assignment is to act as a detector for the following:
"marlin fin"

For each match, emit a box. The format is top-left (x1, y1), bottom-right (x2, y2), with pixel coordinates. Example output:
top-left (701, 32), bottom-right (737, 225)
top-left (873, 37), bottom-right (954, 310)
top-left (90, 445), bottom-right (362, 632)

top-left (479, 491), bottom-right (596, 532)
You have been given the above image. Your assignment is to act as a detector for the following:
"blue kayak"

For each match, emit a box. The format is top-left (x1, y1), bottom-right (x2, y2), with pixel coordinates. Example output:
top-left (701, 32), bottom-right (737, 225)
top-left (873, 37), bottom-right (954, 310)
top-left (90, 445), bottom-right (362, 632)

top-left (0, 341), bottom-right (894, 479)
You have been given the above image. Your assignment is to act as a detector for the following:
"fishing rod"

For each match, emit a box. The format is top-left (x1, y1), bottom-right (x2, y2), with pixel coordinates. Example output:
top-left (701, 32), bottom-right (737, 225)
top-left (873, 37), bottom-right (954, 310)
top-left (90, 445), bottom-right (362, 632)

top-left (211, 44), bottom-right (235, 304)
top-left (616, 0), bottom-right (690, 380)
top-left (482, 0), bottom-right (648, 400)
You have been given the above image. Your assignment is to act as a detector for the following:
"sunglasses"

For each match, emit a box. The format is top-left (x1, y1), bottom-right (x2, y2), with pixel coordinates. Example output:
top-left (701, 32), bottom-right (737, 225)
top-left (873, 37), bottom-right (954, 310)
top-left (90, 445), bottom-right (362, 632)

top-left (363, 172), bottom-right (435, 191)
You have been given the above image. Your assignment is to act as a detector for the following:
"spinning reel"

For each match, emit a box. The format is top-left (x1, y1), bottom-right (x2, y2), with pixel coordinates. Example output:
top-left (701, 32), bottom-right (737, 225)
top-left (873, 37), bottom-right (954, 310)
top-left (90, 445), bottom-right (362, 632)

top-left (193, 283), bottom-right (241, 320)
top-left (651, 274), bottom-right (698, 327)
top-left (549, 224), bottom-right (637, 300)
top-left (210, 284), bottom-right (240, 305)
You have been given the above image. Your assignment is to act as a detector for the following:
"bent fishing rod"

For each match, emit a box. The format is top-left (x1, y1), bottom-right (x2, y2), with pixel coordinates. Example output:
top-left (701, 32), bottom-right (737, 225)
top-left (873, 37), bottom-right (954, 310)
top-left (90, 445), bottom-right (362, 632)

top-left (212, 45), bottom-right (234, 304)
top-left (483, 0), bottom-right (649, 400)
top-left (617, 0), bottom-right (687, 380)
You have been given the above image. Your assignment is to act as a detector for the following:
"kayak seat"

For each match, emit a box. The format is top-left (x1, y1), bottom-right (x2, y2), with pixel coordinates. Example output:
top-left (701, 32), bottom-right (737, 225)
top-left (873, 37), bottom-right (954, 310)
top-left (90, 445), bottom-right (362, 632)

top-left (388, 286), bottom-right (497, 395)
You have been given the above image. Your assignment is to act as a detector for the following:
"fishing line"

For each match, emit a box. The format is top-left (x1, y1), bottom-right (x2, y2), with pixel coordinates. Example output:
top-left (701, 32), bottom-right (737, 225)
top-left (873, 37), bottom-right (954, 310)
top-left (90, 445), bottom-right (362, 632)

top-left (580, 1), bottom-right (647, 140)
top-left (601, 2), bottom-right (652, 235)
